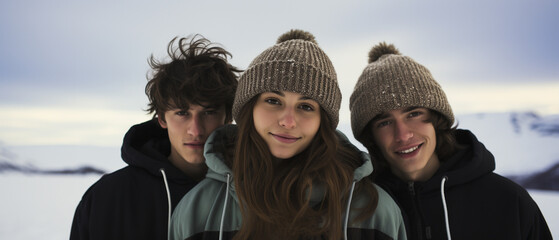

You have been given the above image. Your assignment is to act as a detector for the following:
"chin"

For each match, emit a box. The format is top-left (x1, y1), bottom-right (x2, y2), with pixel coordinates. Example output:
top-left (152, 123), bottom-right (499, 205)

top-left (271, 153), bottom-right (294, 160)
top-left (270, 150), bottom-right (299, 160)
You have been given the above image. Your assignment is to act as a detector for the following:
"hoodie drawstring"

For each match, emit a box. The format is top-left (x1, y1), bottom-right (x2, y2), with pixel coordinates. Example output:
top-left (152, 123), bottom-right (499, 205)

top-left (219, 173), bottom-right (231, 240)
top-left (160, 168), bottom-right (172, 240)
top-left (440, 176), bottom-right (451, 240)
top-left (344, 180), bottom-right (357, 240)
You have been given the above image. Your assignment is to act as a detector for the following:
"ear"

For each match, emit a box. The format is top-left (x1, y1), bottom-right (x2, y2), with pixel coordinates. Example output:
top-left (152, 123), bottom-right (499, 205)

top-left (158, 116), bottom-right (168, 129)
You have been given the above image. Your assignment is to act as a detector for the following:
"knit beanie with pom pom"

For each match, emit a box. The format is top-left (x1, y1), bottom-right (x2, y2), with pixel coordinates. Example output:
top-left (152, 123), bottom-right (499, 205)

top-left (349, 42), bottom-right (454, 141)
top-left (233, 29), bottom-right (341, 128)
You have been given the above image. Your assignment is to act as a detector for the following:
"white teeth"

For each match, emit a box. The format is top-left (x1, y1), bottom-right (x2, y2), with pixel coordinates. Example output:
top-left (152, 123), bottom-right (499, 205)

top-left (399, 146), bottom-right (418, 154)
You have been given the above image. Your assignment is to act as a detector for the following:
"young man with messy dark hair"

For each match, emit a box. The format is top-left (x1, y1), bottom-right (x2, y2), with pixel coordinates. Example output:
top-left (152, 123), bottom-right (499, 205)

top-left (70, 35), bottom-right (240, 240)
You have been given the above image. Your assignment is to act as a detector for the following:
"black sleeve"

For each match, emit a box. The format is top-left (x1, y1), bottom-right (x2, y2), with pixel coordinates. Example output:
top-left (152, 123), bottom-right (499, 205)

top-left (522, 192), bottom-right (553, 240)
top-left (69, 184), bottom-right (95, 240)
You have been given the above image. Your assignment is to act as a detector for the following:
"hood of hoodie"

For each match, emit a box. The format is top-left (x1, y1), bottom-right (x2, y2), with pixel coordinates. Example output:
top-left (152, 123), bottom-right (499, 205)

top-left (436, 129), bottom-right (495, 188)
top-left (203, 125), bottom-right (374, 202)
top-left (377, 129), bottom-right (495, 193)
top-left (203, 125), bottom-right (237, 183)
top-left (120, 120), bottom-right (193, 183)
top-left (337, 129), bottom-right (374, 182)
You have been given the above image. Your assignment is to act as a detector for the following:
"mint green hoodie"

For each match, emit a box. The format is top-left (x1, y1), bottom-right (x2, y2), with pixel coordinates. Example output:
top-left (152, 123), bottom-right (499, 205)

top-left (170, 125), bottom-right (407, 240)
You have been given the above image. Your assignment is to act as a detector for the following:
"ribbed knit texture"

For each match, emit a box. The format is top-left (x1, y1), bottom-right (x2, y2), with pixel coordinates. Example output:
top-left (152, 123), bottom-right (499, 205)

top-left (350, 44), bottom-right (454, 141)
top-left (233, 30), bottom-right (341, 128)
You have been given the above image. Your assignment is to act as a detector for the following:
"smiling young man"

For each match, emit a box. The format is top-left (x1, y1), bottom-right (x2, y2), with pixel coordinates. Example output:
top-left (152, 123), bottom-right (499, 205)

top-left (350, 42), bottom-right (551, 240)
top-left (70, 35), bottom-right (240, 240)
top-left (370, 107), bottom-right (439, 182)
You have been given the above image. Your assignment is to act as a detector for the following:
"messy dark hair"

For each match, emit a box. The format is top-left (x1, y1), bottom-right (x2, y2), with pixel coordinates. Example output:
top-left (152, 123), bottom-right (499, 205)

top-left (145, 35), bottom-right (241, 122)
top-left (360, 109), bottom-right (458, 180)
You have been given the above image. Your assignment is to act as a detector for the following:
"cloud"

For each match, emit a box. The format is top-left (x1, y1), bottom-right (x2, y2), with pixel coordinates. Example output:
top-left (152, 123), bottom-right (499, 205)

top-left (1, 0), bottom-right (558, 146)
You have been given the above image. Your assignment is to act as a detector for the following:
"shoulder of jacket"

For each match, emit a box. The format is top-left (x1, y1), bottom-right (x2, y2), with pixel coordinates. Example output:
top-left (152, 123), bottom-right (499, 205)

top-left (82, 166), bottom-right (155, 197)
top-left (171, 178), bottom-right (235, 239)
top-left (348, 183), bottom-right (407, 239)
top-left (374, 184), bottom-right (403, 213)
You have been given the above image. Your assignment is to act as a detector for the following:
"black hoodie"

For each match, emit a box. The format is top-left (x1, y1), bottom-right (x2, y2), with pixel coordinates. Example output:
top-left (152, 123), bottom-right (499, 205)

top-left (70, 120), bottom-right (199, 240)
top-left (375, 129), bottom-right (552, 240)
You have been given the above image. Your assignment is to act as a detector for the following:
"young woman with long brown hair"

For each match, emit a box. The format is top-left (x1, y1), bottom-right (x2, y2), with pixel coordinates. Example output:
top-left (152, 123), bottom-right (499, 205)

top-left (170, 29), bottom-right (407, 240)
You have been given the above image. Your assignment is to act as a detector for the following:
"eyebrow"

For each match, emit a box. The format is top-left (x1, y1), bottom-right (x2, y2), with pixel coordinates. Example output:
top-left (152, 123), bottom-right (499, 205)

top-left (270, 91), bottom-right (313, 101)
top-left (403, 106), bottom-right (420, 113)
top-left (372, 112), bottom-right (390, 122)
top-left (179, 103), bottom-right (220, 110)
top-left (372, 106), bottom-right (421, 121)
top-left (197, 105), bottom-right (224, 112)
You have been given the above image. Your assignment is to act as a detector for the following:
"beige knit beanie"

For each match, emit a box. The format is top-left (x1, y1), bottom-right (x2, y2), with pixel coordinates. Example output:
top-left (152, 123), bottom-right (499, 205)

top-left (233, 29), bottom-right (341, 128)
top-left (350, 42), bottom-right (454, 141)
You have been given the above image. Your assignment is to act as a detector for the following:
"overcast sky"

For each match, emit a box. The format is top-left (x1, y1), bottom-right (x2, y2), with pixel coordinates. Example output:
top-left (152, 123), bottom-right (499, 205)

top-left (1, 0), bottom-right (558, 146)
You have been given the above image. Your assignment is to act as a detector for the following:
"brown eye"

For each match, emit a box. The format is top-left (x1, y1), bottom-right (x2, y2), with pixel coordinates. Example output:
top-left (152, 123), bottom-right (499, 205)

top-left (265, 98), bottom-right (281, 105)
top-left (176, 110), bottom-right (188, 116)
top-left (299, 103), bottom-right (314, 111)
top-left (376, 120), bottom-right (391, 128)
top-left (204, 110), bottom-right (217, 115)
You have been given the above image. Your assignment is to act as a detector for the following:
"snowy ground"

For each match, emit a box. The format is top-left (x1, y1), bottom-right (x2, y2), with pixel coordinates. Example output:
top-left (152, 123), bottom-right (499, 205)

top-left (0, 174), bottom-right (99, 239)
top-left (0, 173), bottom-right (556, 239)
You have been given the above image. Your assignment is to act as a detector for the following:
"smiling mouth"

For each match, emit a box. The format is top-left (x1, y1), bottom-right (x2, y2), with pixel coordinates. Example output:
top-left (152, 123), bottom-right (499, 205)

top-left (396, 144), bottom-right (422, 154)
top-left (271, 133), bottom-right (301, 143)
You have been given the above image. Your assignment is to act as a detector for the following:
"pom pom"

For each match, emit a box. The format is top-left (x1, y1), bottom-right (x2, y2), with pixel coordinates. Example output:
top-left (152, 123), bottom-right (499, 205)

top-left (368, 42), bottom-right (400, 63)
top-left (277, 29), bottom-right (317, 44)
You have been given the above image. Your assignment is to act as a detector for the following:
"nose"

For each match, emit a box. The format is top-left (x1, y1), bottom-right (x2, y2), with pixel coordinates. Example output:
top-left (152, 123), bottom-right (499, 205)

top-left (187, 115), bottom-right (204, 137)
top-left (394, 120), bottom-right (413, 143)
top-left (279, 108), bottom-right (296, 129)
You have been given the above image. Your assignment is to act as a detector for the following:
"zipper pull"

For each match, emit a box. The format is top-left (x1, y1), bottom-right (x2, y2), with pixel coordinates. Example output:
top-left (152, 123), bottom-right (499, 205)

top-left (408, 182), bottom-right (415, 196)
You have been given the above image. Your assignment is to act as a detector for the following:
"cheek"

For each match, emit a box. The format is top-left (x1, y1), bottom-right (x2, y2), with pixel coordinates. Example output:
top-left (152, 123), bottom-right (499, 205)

top-left (371, 129), bottom-right (385, 145)
top-left (298, 114), bottom-right (320, 137)
top-left (417, 122), bottom-right (436, 139)
top-left (252, 109), bottom-right (268, 136)
top-left (252, 106), bottom-right (275, 123)
top-left (372, 130), bottom-right (393, 153)
top-left (252, 108), bottom-right (262, 125)
top-left (427, 126), bottom-right (437, 146)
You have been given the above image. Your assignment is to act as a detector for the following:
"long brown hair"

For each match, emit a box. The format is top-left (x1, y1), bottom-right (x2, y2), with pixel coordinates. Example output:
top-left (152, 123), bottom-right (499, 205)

top-left (227, 96), bottom-right (378, 240)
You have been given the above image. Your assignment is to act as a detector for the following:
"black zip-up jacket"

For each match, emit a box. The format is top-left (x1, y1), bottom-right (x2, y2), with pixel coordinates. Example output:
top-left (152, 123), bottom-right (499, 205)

top-left (376, 129), bottom-right (552, 240)
top-left (70, 120), bottom-right (199, 240)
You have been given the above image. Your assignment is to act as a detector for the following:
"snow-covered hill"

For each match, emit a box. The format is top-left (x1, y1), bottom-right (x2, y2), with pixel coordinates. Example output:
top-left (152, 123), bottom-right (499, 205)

top-left (0, 111), bottom-right (558, 239)
top-left (457, 112), bottom-right (559, 176)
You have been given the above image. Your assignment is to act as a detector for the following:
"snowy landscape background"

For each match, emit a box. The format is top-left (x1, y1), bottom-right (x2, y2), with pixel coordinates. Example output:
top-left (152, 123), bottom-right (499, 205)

top-left (2, 1), bottom-right (558, 239)
top-left (1, 111), bottom-right (558, 239)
